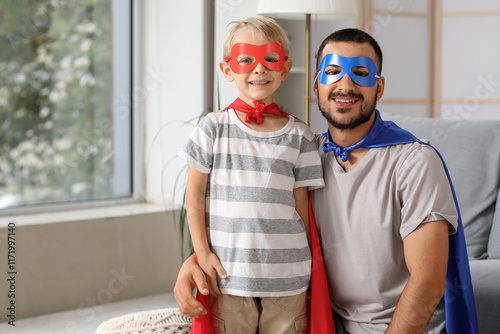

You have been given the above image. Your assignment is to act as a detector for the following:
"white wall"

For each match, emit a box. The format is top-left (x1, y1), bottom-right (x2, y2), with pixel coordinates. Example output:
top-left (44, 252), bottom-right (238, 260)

top-left (144, 0), bottom-right (214, 207)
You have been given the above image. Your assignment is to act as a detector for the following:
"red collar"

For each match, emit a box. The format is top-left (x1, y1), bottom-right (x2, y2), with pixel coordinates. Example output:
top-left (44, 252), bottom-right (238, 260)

top-left (226, 98), bottom-right (291, 124)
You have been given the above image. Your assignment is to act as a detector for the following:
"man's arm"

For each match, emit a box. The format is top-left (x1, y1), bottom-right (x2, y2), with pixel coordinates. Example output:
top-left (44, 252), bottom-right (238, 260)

top-left (386, 220), bottom-right (449, 333)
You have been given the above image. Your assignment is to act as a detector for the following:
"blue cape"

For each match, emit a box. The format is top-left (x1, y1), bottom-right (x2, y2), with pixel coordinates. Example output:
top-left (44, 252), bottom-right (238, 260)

top-left (323, 110), bottom-right (479, 333)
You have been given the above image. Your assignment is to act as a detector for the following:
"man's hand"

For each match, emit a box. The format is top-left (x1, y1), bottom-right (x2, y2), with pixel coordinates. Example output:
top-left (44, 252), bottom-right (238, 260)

top-left (197, 251), bottom-right (227, 293)
top-left (173, 254), bottom-right (220, 318)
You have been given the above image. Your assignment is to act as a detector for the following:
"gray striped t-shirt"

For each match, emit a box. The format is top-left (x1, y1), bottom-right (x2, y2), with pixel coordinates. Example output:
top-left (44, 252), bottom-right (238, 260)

top-left (178, 109), bottom-right (324, 297)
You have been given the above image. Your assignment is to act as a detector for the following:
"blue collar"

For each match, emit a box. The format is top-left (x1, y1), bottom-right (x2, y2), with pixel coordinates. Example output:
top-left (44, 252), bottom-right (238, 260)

top-left (322, 110), bottom-right (420, 161)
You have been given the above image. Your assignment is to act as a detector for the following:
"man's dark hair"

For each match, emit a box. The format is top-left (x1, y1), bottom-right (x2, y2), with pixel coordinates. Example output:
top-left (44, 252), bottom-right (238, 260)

top-left (316, 28), bottom-right (383, 75)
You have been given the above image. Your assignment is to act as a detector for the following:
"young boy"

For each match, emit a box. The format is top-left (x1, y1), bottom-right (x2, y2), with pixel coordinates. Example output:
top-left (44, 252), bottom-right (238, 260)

top-left (178, 17), bottom-right (324, 334)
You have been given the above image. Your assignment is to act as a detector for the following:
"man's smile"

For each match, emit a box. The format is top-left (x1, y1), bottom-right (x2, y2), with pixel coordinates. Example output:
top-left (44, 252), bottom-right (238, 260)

top-left (332, 95), bottom-right (360, 108)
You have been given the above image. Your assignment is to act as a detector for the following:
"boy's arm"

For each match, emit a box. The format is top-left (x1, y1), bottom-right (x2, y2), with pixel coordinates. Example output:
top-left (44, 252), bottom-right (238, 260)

top-left (186, 166), bottom-right (211, 256)
top-left (294, 186), bottom-right (311, 246)
top-left (185, 167), bottom-right (226, 291)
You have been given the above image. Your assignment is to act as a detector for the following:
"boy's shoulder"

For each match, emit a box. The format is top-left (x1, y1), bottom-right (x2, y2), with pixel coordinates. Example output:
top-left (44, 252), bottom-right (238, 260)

top-left (199, 109), bottom-right (228, 123)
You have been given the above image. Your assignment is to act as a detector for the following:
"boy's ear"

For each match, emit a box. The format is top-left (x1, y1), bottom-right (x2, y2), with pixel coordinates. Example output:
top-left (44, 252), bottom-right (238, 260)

top-left (280, 59), bottom-right (293, 81)
top-left (219, 60), bottom-right (234, 82)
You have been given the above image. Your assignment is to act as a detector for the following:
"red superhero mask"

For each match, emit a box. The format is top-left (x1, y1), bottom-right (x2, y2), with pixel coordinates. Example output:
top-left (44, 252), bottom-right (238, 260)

top-left (226, 42), bottom-right (288, 74)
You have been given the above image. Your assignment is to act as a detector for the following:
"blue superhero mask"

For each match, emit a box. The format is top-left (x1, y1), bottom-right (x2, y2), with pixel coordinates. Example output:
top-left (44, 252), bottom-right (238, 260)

top-left (317, 54), bottom-right (380, 87)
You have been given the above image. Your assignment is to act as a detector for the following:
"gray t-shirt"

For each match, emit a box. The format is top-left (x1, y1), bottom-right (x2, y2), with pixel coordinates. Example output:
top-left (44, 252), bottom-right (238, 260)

top-left (312, 138), bottom-right (458, 333)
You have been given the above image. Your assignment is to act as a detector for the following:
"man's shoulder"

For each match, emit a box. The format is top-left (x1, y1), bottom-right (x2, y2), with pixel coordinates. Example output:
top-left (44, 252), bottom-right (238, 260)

top-left (314, 132), bottom-right (328, 145)
top-left (370, 142), bottom-right (443, 173)
top-left (383, 142), bottom-right (447, 178)
top-left (383, 141), bottom-right (436, 157)
top-left (313, 133), bottom-right (328, 156)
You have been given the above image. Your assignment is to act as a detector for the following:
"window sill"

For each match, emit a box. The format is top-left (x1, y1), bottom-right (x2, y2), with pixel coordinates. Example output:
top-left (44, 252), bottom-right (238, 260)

top-left (5, 202), bottom-right (171, 227)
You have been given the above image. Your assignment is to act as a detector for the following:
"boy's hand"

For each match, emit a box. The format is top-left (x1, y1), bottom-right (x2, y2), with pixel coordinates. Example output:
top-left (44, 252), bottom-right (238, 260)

top-left (197, 252), bottom-right (227, 293)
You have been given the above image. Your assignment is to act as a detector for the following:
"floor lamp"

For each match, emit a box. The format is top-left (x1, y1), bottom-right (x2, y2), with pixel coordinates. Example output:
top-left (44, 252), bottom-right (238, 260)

top-left (256, 0), bottom-right (358, 125)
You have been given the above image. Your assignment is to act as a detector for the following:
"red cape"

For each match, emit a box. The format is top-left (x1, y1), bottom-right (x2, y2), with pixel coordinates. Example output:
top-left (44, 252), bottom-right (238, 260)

top-left (190, 192), bottom-right (335, 334)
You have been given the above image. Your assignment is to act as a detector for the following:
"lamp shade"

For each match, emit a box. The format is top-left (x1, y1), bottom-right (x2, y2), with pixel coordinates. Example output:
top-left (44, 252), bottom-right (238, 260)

top-left (256, 0), bottom-right (357, 20)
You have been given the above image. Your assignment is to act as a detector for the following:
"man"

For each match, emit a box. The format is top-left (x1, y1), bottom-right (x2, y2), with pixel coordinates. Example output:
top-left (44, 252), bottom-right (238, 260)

top-left (174, 28), bottom-right (478, 334)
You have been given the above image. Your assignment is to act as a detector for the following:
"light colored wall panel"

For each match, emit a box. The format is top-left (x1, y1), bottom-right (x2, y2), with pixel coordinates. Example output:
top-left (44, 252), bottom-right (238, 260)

top-left (374, 16), bottom-right (428, 100)
top-left (441, 16), bottom-right (500, 100)
top-left (372, 0), bottom-right (428, 13)
top-left (443, 0), bottom-right (500, 13)
top-left (311, 19), bottom-right (358, 61)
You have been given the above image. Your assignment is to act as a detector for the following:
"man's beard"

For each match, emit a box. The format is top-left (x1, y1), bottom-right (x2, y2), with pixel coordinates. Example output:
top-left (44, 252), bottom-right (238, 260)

top-left (318, 88), bottom-right (378, 130)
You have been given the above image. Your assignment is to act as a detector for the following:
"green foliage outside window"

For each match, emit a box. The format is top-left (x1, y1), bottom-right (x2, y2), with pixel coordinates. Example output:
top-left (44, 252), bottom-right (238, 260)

top-left (0, 0), bottom-right (120, 208)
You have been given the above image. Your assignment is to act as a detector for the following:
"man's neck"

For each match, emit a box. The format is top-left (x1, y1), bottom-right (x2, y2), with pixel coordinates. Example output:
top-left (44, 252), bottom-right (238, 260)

top-left (328, 112), bottom-right (376, 148)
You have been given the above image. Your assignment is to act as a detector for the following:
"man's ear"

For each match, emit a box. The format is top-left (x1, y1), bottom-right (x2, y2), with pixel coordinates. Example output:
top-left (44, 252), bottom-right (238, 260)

top-left (280, 59), bottom-right (293, 81)
top-left (313, 72), bottom-right (319, 97)
top-left (219, 60), bottom-right (234, 82)
top-left (376, 75), bottom-right (385, 101)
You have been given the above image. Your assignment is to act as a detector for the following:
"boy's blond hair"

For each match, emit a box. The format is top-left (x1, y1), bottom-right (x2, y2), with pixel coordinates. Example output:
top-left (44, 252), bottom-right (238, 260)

top-left (222, 17), bottom-right (290, 60)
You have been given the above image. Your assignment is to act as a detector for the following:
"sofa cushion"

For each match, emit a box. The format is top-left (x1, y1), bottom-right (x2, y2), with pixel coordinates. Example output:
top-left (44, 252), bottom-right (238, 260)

top-left (487, 188), bottom-right (500, 258)
top-left (469, 259), bottom-right (500, 333)
top-left (382, 113), bottom-right (500, 259)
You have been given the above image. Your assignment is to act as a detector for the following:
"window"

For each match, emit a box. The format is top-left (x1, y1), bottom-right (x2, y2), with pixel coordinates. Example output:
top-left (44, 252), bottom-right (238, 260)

top-left (0, 0), bottom-right (133, 210)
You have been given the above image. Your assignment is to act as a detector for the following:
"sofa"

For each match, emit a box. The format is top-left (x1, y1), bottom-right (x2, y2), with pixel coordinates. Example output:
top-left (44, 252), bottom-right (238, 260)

top-left (383, 112), bottom-right (500, 334)
top-left (96, 114), bottom-right (500, 333)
